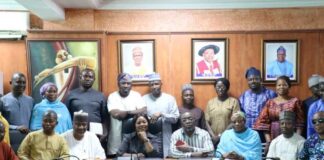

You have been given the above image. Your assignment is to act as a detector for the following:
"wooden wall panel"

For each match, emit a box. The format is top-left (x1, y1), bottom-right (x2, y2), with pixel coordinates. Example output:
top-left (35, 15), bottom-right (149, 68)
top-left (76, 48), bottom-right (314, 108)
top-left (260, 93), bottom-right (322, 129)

top-left (40, 8), bottom-right (324, 32)
top-left (1, 8), bottom-right (324, 111)
top-left (0, 41), bottom-right (28, 94)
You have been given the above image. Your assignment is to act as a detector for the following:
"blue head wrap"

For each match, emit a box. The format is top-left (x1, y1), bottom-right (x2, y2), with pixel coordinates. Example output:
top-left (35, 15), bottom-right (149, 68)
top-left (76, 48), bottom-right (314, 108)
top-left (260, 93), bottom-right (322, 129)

top-left (245, 67), bottom-right (261, 79)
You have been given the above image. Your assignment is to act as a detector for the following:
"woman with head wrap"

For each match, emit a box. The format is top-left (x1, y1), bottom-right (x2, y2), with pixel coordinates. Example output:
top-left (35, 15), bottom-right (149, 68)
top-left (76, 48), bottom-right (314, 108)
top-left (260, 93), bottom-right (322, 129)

top-left (30, 82), bottom-right (72, 134)
top-left (253, 76), bottom-right (305, 153)
top-left (205, 78), bottom-right (240, 145)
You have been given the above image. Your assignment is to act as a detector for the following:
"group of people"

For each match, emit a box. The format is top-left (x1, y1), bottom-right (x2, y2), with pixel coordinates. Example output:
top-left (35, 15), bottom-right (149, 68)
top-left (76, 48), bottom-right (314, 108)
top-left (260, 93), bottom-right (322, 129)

top-left (0, 66), bottom-right (323, 160)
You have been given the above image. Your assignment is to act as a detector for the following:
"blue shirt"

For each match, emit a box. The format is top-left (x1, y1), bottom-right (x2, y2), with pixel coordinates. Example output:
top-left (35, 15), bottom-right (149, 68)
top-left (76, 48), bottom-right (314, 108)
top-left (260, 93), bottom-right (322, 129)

top-left (239, 87), bottom-right (277, 128)
top-left (0, 93), bottom-right (34, 129)
top-left (30, 99), bottom-right (72, 134)
top-left (299, 134), bottom-right (324, 160)
top-left (267, 60), bottom-right (293, 78)
top-left (307, 99), bottom-right (324, 137)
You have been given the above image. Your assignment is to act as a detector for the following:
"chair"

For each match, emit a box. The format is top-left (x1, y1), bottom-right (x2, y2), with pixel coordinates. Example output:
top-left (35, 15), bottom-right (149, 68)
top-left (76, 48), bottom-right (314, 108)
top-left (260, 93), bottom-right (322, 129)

top-left (122, 117), bottom-right (163, 134)
top-left (261, 142), bottom-right (267, 157)
top-left (9, 130), bottom-right (27, 153)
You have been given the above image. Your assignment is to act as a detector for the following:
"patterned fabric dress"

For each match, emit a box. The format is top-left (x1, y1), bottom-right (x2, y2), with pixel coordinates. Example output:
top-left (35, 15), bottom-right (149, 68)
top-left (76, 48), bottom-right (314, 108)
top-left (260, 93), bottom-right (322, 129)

top-left (253, 97), bottom-right (305, 139)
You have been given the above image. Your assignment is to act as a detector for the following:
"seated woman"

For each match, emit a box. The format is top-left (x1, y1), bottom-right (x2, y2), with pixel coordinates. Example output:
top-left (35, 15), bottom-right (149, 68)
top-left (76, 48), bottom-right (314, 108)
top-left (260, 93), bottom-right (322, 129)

top-left (216, 111), bottom-right (262, 160)
top-left (117, 114), bottom-right (162, 158)
top-left (30, 82), bottom-right (72, 134)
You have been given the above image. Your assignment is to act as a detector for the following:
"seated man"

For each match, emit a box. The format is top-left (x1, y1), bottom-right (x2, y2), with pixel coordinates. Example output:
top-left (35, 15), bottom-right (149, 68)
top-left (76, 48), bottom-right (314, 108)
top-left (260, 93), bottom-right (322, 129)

top-left (216, 111), bottom-right (262, 160)
top-left (267, 111), bottom-right (305, 160)
top-left (0, 121), bottom-right (18, 160)
top-left (299, 111), bottom-right (324, 160)
top-left (62, 111), bottom-right (106, 159)
top-left (17, 110), bottom-right (69, 160)
top-left (169, 112), bottom-right (214, 158)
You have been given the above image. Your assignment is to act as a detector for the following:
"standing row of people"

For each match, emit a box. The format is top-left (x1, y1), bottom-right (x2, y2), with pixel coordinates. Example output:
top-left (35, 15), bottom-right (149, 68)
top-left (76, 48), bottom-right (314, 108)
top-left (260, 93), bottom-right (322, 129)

top-left (0, 66), bottom-right (323, 159)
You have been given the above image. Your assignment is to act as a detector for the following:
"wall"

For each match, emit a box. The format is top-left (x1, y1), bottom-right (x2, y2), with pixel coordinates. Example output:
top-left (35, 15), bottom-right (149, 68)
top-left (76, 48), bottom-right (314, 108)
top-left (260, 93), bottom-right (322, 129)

top-left (1, 8), bottom-right (324, 110)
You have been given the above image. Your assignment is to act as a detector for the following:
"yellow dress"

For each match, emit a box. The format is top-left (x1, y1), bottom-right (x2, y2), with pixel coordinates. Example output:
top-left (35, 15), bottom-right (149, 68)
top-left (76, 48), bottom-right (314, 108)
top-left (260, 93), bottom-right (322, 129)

top-left (0, 113), bottom-right (10, 145)
top-left (205, 97), bottom-right (240, 135)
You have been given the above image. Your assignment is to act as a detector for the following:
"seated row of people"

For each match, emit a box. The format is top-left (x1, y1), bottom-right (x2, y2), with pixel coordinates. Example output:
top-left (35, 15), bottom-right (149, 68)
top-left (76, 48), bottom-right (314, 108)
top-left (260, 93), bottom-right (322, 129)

top-left (1, 109), bottom-right (323, 160)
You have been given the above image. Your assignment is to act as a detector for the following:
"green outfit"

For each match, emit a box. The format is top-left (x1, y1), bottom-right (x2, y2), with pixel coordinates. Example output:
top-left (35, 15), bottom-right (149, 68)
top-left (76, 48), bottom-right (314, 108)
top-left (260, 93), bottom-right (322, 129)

top-left (17, 130), bottom-right (69, 160)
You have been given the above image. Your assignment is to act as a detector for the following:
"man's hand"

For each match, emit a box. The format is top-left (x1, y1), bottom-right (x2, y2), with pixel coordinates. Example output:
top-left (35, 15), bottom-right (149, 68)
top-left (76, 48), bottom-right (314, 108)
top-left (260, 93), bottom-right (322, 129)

top-left (211, 135), bottom-right (220, 144)
top-left (111, 110), bottom-right (128, 120)
top-left (150, 112), bottom-right (162, 123)
top-left (176, 142), bottom-right (192, 153)
top-left (17, 125), bottom-right (29, 134)
top-left (137, 153), bottom-right (145, 158)
top-left (191, 152), bottom-right (209, 158)
top-left (98, 134), bottom-right (108, 143)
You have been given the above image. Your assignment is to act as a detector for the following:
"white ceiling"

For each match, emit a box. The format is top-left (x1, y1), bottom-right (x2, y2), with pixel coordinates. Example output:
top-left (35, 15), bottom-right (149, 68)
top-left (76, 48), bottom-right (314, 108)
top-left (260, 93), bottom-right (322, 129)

top-left (1, 0), bottom-right (324, 21)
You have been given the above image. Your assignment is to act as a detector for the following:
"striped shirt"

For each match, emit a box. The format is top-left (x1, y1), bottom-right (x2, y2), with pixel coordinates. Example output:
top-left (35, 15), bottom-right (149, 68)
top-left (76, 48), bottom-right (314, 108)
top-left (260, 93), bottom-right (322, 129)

top-left (169, 127), bottom-right (214, 158)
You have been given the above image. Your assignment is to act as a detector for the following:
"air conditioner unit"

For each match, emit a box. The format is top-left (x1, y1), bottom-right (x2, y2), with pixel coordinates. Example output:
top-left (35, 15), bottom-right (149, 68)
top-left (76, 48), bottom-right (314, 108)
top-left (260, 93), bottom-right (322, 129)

top-left (0, 11), bottom-right (29, 40)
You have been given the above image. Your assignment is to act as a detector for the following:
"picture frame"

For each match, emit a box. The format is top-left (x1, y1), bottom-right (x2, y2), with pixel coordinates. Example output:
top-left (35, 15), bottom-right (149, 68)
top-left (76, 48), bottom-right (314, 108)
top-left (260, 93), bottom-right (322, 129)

top-left (27, 39), bottom-right (101, 103)
top-left (262, 40), bottom-right (299, 83)
top-left (191, 38), bottom-right (228, 83)
top-left (118, 40), bottom-right (155, 83)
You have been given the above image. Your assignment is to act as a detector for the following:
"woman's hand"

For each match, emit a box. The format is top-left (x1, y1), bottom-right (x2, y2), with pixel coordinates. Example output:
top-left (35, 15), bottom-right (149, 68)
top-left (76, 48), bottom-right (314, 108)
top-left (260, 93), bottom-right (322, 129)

top-left (137, 131), bottom-right (148, 142)
top-left (223, 151), bottom-right (244, 160)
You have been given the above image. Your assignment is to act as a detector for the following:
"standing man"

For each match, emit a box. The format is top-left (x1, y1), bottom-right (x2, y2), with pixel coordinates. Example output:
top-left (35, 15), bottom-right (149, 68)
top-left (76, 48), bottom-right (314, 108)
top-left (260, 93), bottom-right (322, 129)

top-left (107, 73), bottom-right (147, 157)
top-left (267, 111), bottom-right (305, 160)
top-left (307, 76), bottom-right (324, 137)
top-left (299, 111), bottom-right (324, 160)
top-left (0, 73), bottom-right (33, 133)
top-left (303, 74), bottom-right (321, 137)
top-left (64, 68), bottom-right (108, 140)
top-left (239, 67), bottom-right (276, 141)
top-left (143, 73), bottom-right (180, 157)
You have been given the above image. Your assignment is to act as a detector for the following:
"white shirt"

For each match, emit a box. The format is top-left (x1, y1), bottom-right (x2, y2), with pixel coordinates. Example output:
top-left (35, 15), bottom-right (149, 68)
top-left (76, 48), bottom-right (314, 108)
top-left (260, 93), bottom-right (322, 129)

top-left (107, 90), bottom-right (146, 155)
top-left (143, 93), bottom-right (179, 157)
top-left (61, 130), bottom-right (106, 160)
top-left (267, 133), bottom-right (305, 160)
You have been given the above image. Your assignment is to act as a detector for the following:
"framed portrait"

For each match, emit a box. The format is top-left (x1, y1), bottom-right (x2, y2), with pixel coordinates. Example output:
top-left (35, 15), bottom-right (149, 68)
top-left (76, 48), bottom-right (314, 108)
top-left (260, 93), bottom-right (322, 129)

top-left (27, 39), bottom-right (101, 103)
top-left (191, 38), bottom-right (228, 83)
top-left (118, 40), bottom-right (155, 83)
top-left (262, 40), bottom-right (299, 83)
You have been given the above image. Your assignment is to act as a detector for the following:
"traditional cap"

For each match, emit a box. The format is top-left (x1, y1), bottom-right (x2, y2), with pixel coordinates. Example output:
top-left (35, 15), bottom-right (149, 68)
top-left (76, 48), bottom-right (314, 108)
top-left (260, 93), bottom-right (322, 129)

top-left (117, 73), bottom-right (132, 82)
top-left (319, 76), bottom-right (324, 83)
top-left (148, 73), bottom-right (161, 82)
top-left (277, 46), bottom-right (286, 54)
top-left (308, 74), bottom-right (321, 88)
top-left (245, 67), bottom-right (261, 79)
top-left (198, 45), bottom-right (220, 56)
top-left (279, 111), bottom-right (296, 121)
top-left (232, 111), bottom-right (246, 119)
top-left (182, 84), bottom-right (193, 92)
top-left (39, 82), bottom-right (57, 97)
top-left (132, 46), bottom-right (142, 53)
top-left (74, 110), bottom-right (89, 122)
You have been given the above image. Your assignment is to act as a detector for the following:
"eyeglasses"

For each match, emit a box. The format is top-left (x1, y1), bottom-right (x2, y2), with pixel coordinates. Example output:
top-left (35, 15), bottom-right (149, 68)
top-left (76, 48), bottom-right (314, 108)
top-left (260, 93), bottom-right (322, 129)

top-left (311, 118), bottom-right (324, 125)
